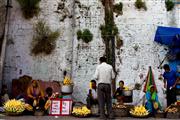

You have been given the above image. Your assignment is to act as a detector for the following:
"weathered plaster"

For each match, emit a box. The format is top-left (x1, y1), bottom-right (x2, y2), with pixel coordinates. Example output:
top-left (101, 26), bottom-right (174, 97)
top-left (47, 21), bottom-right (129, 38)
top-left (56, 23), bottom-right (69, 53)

top-left (2, 0), bottom-right (180, 108)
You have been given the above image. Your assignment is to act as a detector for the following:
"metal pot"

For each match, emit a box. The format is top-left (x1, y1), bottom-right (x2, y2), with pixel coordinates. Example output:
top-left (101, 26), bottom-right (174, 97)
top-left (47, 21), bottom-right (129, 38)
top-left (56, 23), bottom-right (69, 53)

top-left (122, 90), bottom-right (132, 96)
top-left (61, 85), bottom-right (73, 93)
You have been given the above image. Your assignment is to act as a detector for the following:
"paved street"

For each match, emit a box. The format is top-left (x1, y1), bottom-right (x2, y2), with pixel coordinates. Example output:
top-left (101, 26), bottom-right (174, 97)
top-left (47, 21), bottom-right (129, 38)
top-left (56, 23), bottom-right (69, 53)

top-left (0, 114), bottom-right (180, 120)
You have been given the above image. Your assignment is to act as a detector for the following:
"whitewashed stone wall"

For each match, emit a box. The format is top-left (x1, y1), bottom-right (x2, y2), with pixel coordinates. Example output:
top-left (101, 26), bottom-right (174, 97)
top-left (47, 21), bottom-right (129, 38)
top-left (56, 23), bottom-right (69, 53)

top-left (114, 0), bottom-right (179, 108)
top-left (3, 0), bottom-right (180, 108)
top-left (72, 0), bottom-right (105, 103)
top-left (3, 0), bottom-right (74, 89)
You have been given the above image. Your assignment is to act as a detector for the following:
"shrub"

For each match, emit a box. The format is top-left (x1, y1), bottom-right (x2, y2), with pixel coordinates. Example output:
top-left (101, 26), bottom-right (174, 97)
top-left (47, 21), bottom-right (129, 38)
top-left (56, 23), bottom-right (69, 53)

top-left (76, 29), bottom-right (93, 43)
top-left (113, 2), bottom-right (123, 15)
top-left (100, 24), bottom-right (119, 40)
top-left (31, 21), bottom-right (60, 55)
top-left (135, 0), bottom-right (147, 10)
top-left (116, 35), bottom-right (123, 49)
top-left (81, 29), bottom-right (93, 43)
top-left (165, 0), bottom-right (175, 11)
top-left (17, 0), bottom-right (41, 19)
top-left (77, 30), bottom-right (82, 40)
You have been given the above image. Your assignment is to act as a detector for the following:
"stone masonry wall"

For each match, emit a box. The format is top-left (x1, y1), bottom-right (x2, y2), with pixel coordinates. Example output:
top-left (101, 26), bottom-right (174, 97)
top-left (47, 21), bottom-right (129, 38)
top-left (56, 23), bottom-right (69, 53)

top-left (3, 0), bottom-right (180, 108)
top-left (3, 0), bottom-right (74, 89)
top-left (72, 0), bottom-right (105, 103)
top-left (113, 0), bottom-right (179, 108)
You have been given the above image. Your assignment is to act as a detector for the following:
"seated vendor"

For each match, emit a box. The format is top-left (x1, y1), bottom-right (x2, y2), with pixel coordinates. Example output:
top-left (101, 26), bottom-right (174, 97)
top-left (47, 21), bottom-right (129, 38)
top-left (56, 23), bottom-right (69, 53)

top-left (145, 85), bottom-right (161, 115)
top-left (27, 80), bottom-right (45, 110)
top-left (114, 80), bottom-right (125, 104)
top-left (86, 80), bottom-right (98, 108)
top-left (1, 85), bottom-right (9, 105)
top-left (45, 87), bottom-right (53, 101)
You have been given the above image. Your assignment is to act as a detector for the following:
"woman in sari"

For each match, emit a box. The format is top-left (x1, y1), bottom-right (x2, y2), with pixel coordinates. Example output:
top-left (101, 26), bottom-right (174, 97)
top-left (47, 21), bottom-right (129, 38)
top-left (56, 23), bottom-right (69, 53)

top-left (145, 85), bottom-right (161, 115)
top-left (27, 80), bottom-right (45, 110)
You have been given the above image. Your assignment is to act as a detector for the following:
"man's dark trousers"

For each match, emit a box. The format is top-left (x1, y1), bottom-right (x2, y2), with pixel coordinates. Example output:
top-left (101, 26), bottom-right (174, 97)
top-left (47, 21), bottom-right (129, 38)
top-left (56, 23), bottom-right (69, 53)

top-left (98, 83), bottom-right (113, 118)
top-left (167, 87), bottom-right (176, 106)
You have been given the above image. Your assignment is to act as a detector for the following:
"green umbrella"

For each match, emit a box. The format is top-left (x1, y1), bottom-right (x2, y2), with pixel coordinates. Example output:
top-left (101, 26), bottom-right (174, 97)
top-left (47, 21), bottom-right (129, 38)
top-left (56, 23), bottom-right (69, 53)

top-left (143, 66), bottom-right (157, 93)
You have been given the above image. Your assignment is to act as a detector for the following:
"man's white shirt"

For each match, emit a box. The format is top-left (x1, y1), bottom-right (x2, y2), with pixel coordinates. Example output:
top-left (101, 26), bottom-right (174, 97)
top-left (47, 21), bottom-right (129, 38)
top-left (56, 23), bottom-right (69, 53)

top-left (93, 62), bottom-right (115, 84)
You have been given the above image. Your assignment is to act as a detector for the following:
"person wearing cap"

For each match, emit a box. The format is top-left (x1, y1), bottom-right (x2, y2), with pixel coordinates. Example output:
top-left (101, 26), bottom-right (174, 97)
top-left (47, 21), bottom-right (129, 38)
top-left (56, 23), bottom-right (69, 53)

top-left (93, 56), bottom-right (115, 119)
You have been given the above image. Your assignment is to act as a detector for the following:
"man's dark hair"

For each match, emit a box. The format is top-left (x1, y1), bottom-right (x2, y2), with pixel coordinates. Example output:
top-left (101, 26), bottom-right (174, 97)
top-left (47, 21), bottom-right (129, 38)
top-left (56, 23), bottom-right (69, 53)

top-left (99, 57), bottom-right (106, 63)
top-left (119, 80), bottom-right (124, 85)
top-left (91, 80), bottom-right (96, 84)
top-left (163, 64), bottom-right (170, 70)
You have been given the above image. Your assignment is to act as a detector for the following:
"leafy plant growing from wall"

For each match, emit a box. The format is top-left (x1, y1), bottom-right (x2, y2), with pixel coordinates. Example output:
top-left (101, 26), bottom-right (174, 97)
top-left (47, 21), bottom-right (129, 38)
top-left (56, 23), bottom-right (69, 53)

top-left (77, 30), bottom-right (82, 40)
top-left (17, 0), bottom-right (41, 19)
top-left (135, 0), bottom-right (147, 10)
top-left (113, 2), bottom-right (123, 16)
top-left (116, 35), bottom-right (123, 49)
top-left (76, 29), bottom-right (93, 43)
top-left (99, 7), bottom-right (120, 64)
top-left (31, 21), bottom-right (60, 56)
top-left (165, 0), bottom-right (175, 11)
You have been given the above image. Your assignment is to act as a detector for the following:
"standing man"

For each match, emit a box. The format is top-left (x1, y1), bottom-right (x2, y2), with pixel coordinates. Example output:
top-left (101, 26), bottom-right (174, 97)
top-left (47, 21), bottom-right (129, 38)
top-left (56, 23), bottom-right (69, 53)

top-left (163, 64), bottom-right (178, 106)
top-left (93, 57), bottom-right (115, 119)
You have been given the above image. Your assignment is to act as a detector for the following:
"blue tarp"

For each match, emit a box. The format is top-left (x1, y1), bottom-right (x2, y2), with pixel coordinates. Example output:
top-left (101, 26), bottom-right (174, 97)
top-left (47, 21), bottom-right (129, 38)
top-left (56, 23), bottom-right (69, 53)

top-left (154, 26), bottom-right (180, 47)
top-left (169, 60), bottom-right (180, 72)
top-left (154, 26), bottom-right (180, 72)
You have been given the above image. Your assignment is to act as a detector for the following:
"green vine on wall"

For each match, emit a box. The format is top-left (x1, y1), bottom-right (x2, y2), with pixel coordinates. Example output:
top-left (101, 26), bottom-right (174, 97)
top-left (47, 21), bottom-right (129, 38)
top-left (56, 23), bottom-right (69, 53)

top-left (165, 0), bottom-right (175, 11)
top-left (99, 0), bottom-right (121, 66)
top-left (76, 29), bottom-right (93, 43)
top-left (31, 21), bottom-right (60, 56)
top-left (17, 0), bottom-right (41, 19)
top-left (135, 0), bottom-right (147, 10)
top-left (100, 0), bottom-right (123, 93)
top-left (115, 35), bottom-right (123, 49)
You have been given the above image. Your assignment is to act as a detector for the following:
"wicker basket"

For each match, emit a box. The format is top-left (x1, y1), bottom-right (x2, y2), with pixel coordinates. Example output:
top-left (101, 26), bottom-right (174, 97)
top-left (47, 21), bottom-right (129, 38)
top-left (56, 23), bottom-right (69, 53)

top-left (130, 113), bottom-right (149, 118)
top-left (6, 112), bottom-right (23, 116)
top-left (155, 112), bottom-right (166, 118)
top-left (34, 110), bottom-right (44, 116)
top-left (90, 105), bottom-right (99, 116)
top-left (166, 112), bottom-right (179, 119)
top-left (114, 108), bottom-right (128, 117)
top-left (72, 113), bottom-right (91, 118)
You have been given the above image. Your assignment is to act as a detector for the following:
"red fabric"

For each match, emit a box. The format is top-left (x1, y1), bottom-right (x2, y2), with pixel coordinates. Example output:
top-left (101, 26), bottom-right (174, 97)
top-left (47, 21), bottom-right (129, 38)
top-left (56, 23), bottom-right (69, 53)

top-left (143, 66), bottom-right (157, 93)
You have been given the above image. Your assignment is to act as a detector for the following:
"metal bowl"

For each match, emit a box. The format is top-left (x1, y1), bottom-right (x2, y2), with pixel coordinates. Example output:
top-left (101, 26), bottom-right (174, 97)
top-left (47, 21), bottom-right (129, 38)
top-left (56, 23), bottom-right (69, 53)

top-left (123, 90), bottom-right (132, 96)
top-left (61, 85), bottom-right (73, 93)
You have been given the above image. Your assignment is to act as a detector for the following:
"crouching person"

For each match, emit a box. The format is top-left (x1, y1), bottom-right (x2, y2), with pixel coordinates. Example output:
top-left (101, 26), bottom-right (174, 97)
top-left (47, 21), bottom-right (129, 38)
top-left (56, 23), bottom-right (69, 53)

top-left (145, 85), bottom-right (161, 116)
top-left (86, 80), bottom-right (98, 108)
top-left (114, 80), bottom-right (125, 104)
top-left (27, 80), bottom-right (45, 111)
top-left (86, 80), bottom-right (99, 116)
